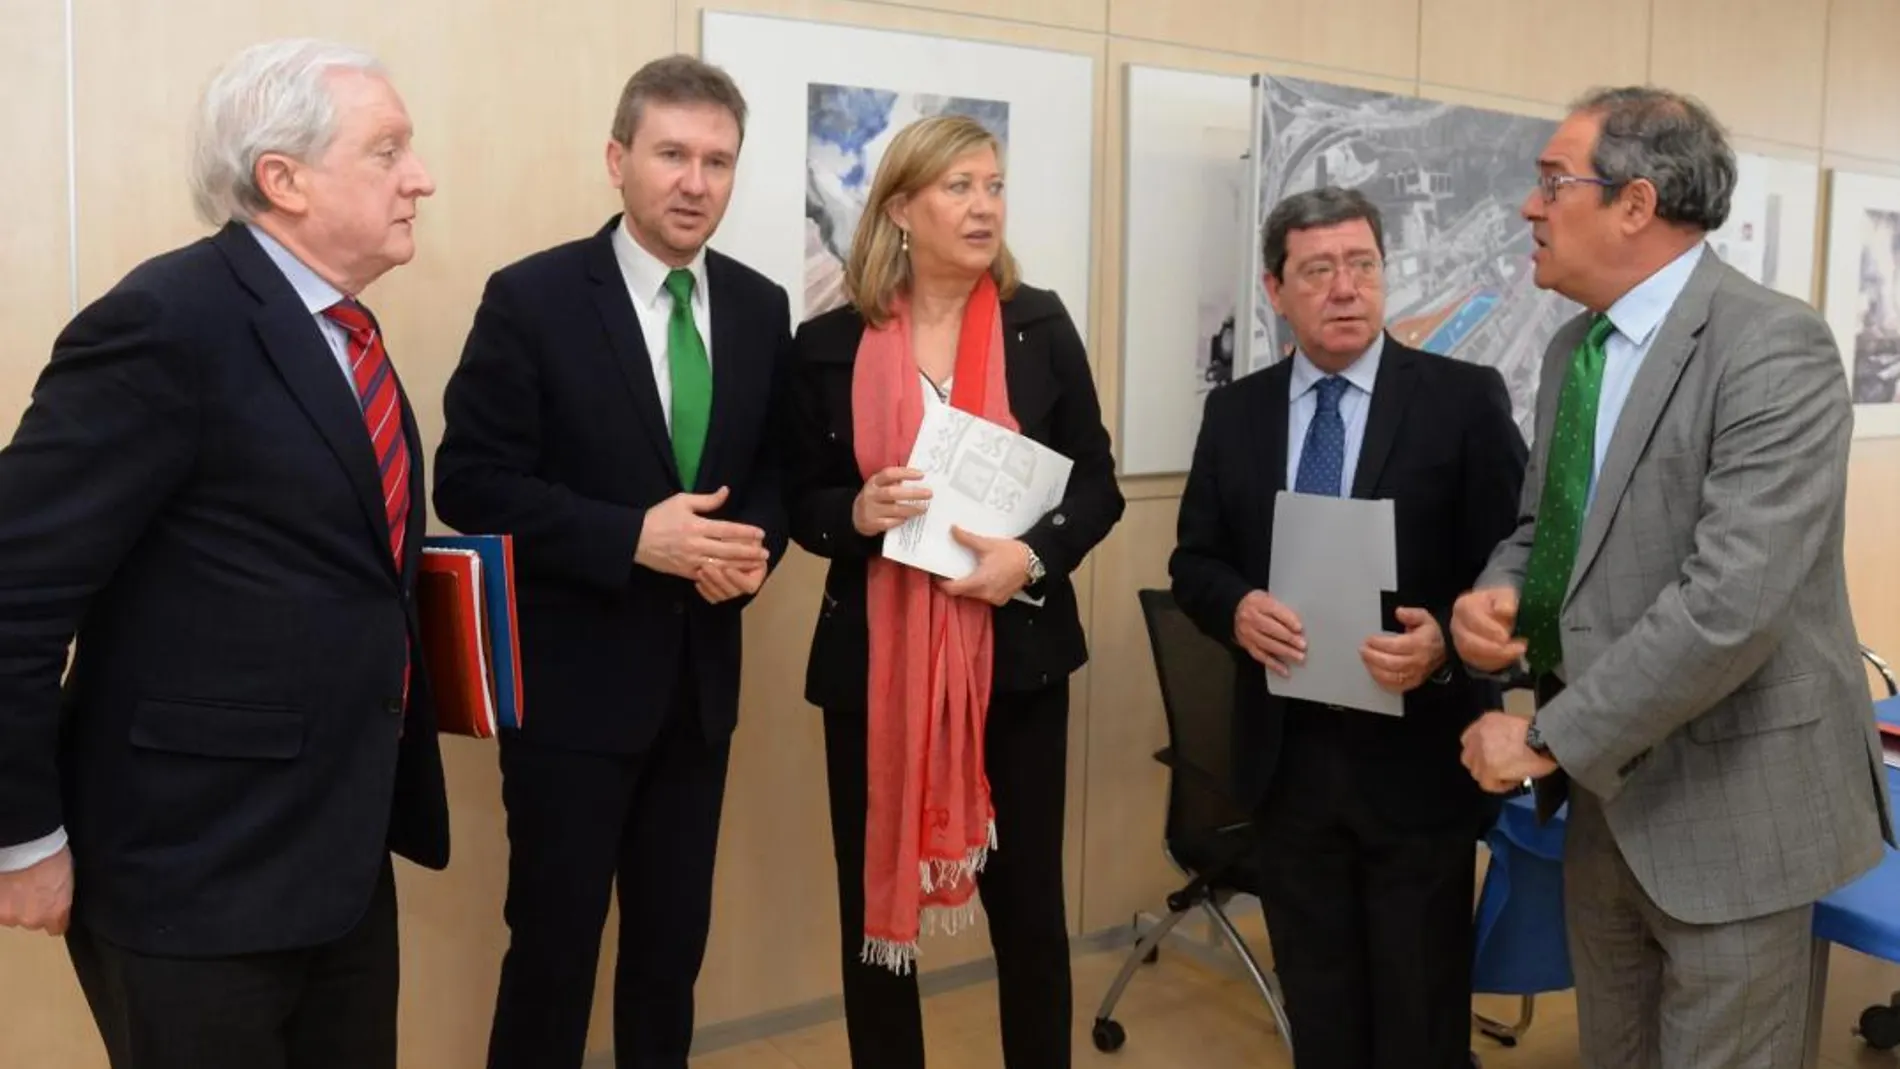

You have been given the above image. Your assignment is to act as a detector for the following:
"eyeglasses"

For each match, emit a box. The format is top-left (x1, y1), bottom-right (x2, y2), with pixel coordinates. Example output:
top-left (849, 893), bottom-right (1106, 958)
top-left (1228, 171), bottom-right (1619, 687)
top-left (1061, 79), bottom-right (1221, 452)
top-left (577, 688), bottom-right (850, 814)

top-left (1291, 254), bottom-right (1383, 290)
top-left (1535, 172), bottom-right (1623, 203)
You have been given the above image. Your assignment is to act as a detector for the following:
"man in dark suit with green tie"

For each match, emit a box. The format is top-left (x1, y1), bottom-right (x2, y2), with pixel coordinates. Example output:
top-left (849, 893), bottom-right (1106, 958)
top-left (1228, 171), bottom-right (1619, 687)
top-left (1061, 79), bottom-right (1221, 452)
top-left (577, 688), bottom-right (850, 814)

top-left (433, 55), bottom-right (792, 1069)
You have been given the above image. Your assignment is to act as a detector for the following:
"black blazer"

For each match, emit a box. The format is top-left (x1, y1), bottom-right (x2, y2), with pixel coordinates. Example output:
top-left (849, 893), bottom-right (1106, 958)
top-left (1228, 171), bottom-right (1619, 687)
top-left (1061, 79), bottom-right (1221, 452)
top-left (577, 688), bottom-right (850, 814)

top-left (1170, 336), bottom-right (1527, 828)
top-left (786, 284), bottom-right (1125, 711)
top-left (0, 223), bottom-right (449, 958)
top-left (433, 217), bottom-right (791, 754)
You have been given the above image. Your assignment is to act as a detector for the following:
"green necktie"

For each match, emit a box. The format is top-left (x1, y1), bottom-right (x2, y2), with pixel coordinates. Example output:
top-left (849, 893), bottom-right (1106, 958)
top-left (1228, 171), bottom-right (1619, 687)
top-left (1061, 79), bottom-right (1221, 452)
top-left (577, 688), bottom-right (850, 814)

top-left (664, 268), bottom-right (712, 490)
top-left (1519, 314), bottom-right (1615, 676)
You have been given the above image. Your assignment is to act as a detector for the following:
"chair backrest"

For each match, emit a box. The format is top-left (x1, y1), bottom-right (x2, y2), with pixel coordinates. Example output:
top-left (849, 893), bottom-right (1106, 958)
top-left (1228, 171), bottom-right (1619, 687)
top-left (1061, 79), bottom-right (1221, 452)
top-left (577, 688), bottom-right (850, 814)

top-left (1137, 588), bottom-right (1254, 852)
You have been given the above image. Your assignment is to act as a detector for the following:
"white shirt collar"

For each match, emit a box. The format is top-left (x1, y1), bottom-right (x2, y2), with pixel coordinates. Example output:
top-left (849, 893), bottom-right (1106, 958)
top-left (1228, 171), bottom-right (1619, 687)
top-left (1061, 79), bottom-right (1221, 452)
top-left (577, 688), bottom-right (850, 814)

top-left (611, 216), bottom-right (708, 311)
top-left (1604, 243), bottom-right (1706, 348)
top-left (1290, 331), bottom-right (1384, 400)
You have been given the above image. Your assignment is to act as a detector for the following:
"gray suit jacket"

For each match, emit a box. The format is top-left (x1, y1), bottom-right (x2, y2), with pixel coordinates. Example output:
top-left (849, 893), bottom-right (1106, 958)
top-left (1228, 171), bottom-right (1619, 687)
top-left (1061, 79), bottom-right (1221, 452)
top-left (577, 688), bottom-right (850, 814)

top-left (1478, 247), bottom-right (1894, 925)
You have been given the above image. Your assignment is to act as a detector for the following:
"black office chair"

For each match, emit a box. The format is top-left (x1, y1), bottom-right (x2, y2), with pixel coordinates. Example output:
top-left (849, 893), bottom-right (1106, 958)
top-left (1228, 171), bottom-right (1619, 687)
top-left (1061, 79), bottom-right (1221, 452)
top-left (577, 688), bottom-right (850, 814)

top-left (1089, 589), bottom-right (1294, 1057)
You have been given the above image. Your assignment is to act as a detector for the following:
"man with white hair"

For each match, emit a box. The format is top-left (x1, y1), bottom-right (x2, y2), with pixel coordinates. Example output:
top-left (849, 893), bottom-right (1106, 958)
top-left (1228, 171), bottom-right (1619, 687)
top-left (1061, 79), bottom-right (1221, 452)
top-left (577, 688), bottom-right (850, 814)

top-left (0, 38), bottom-right (447, 1069)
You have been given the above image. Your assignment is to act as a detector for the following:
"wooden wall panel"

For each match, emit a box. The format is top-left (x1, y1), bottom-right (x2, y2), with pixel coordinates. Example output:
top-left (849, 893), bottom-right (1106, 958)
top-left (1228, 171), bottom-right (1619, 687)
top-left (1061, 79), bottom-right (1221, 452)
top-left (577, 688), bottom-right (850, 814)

top-left (1079, 498), bottom-right (1183, 932)
top-left (1109, 0), bottom-right (1421, 83)
top-left (1823, 0), bottom-right (1900, 162)
top-left (1419, 0), bottom-right (1649, 107)
top-left (913, 0), bottom-right (1106, 31)
top-left (0, 2), bottom-right (99, 1059)
top-left (1649, 0), bottom-right (1828, 149)
top-left (1847, 439), bottom-right (1900, 698)
top-left (0, 0), bottom-right (72, 417)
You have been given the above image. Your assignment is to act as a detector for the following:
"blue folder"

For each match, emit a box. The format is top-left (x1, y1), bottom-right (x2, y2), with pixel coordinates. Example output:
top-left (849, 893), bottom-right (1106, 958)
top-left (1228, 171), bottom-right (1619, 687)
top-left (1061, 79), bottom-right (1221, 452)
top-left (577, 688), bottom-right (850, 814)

top-left (422, 534), bottom-right (524, 731)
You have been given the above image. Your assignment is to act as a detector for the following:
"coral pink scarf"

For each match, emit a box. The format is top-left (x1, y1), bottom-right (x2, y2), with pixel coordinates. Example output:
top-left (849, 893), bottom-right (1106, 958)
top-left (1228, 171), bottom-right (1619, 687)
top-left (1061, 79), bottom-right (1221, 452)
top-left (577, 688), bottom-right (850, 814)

top-left (851, 273), bottom-right (1014, 974)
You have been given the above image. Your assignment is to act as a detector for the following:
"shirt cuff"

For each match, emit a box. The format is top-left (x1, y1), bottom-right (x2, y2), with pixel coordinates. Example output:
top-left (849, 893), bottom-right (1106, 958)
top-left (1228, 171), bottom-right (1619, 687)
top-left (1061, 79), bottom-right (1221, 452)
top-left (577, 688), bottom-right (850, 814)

top-left (0, 827), bottom-right (67, 873)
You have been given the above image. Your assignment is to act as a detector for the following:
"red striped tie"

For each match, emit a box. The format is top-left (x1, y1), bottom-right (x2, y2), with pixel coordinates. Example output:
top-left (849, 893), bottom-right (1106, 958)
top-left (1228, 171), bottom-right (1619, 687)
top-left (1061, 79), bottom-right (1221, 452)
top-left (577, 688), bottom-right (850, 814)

top-left (323, 299), bottom-right (411, 565)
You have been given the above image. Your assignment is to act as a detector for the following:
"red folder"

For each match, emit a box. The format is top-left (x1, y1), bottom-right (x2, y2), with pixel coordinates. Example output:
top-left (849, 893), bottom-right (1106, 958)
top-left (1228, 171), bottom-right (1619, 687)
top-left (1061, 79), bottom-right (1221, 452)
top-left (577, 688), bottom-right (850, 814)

top-left (418, 547), bottom-right (498, 738)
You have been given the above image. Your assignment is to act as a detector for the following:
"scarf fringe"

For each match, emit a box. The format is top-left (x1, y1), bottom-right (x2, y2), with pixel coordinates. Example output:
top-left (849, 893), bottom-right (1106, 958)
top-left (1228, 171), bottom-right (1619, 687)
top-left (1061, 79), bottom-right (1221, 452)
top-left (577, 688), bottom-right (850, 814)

top-left (861, 896), bottom-right (987, 976)
top-left (917, 819), bottom-right (998, 896)
top-left (861, 934), bottom-right (919, 976)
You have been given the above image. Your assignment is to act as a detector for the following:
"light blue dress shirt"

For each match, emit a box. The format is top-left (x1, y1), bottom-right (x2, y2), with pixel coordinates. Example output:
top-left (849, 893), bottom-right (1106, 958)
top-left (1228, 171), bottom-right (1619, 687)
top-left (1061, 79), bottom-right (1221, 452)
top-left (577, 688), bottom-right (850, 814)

top-left (1588, 244), bottom-right (1705, 506)
top-left (1287, 333), bottom-right (1384, 496)
top-left (245, 223), bottom-right (358, 391)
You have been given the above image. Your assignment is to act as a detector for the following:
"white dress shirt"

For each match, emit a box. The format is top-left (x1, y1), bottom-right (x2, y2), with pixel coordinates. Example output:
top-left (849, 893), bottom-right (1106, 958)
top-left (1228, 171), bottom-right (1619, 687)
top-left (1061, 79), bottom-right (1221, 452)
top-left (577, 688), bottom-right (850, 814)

top-left (611, 220), bottom-right (713, 431)
top-left (1286, 333), bottom-right (1384, 495)
top-left (0, 225), bottom-right (367, 875)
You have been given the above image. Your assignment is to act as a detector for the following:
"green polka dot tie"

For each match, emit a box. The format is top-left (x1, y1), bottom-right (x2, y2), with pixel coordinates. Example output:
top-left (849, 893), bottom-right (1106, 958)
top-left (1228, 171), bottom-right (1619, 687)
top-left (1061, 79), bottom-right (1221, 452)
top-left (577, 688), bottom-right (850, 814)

top-left (1520, 314), bottom-right (1614, 676)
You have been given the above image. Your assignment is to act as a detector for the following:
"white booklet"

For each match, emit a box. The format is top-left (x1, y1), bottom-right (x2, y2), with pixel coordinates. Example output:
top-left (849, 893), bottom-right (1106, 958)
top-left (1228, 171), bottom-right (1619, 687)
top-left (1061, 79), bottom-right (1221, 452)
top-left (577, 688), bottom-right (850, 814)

top-left (882, 405), bottom-right (1073, 582)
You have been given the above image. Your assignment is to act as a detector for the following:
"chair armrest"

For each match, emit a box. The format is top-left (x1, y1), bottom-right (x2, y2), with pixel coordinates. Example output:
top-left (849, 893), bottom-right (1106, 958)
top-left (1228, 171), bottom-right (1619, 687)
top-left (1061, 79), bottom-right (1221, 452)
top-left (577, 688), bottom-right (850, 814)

top-left (1864, 645), bottom-right (1897, 699)
top-left (1152, 747), bottom-right (1246, 810)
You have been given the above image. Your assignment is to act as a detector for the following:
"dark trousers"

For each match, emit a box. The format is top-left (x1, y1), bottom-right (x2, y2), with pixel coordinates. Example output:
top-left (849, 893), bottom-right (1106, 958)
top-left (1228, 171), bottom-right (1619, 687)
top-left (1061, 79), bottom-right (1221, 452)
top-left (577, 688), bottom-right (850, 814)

top-left (486, 682), bottom-right (731, 1069)
top-left (823, 681), bottom-right (1073, 1069)
top-left (67, 858), bottom-right (398, 1069)
top-left (1254, 724), bottom-right (1478, 1069)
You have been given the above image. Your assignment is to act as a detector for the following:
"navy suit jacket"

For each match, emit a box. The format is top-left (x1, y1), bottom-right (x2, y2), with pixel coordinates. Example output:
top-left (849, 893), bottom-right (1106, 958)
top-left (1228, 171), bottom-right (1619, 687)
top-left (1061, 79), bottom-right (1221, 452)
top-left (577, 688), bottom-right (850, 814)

top-left (433, 217), bottom-right (792, 754)
top-left (1170, 336), bottom-right (1527, 829)
top-left (0, 223), bottom-right (449, 958)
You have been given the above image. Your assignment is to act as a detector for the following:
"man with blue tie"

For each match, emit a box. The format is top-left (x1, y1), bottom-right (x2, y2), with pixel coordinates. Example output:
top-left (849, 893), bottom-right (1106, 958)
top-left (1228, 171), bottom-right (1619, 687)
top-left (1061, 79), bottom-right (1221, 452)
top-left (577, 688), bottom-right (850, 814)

top-left (1171, 187), bottom-right (1527, 1069)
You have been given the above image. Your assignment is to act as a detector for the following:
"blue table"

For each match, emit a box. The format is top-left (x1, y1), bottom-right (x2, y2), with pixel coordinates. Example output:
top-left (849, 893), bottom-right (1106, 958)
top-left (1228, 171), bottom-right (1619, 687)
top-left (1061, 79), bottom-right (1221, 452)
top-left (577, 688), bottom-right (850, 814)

top-left (1469, 696), bottom-right (1900, 1062)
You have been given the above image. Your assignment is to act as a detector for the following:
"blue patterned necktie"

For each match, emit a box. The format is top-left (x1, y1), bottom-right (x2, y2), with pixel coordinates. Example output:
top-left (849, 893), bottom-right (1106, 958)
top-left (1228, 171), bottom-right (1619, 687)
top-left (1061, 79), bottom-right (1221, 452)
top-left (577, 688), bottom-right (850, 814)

top-left (1294, 376), bottom-right (1350, 496)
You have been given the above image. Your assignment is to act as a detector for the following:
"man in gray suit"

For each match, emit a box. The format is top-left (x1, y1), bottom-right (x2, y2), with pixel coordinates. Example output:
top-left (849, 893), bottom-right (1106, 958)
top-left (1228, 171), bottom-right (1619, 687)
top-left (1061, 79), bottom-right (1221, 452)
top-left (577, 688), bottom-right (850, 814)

top-left (1453, 86), bottom-right (1894, 1068)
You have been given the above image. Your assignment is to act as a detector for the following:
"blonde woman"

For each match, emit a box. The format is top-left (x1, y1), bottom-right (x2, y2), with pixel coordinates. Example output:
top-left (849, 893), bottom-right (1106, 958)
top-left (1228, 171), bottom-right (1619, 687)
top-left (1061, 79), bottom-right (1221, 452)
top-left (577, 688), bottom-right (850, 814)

top-left (785, 114), bottom-right (1123, 1067)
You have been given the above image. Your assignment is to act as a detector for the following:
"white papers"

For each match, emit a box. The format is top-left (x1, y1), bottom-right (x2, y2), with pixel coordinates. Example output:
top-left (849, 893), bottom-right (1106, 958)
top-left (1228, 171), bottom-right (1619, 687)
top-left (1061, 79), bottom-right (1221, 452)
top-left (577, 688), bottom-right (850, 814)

top-left (882, 405), bottom-right (1073, 581)
top-left (1266, 490), bottom-right (1401, 717)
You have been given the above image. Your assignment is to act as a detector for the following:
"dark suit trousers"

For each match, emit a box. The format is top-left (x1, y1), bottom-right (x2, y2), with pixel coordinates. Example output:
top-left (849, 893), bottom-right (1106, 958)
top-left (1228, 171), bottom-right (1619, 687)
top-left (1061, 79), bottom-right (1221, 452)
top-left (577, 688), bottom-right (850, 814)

top-left (66, 858), bottom-right (398, 1069)
top-left (1253, 713), bottom-right (1477, 1069)
top-left (487, 673), bottom-right (731, 1069)
top-left (822, 681), bottom-right (1073, 1069)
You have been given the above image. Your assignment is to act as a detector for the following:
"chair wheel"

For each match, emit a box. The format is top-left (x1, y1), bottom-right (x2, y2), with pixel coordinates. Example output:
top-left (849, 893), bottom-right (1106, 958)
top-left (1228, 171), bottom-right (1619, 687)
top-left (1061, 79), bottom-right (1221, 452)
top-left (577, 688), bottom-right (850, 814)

top-left (1861, 1005), bottom-right (1900, 1050)
top-left (1092, 1018), bottom-right (1126, 1053)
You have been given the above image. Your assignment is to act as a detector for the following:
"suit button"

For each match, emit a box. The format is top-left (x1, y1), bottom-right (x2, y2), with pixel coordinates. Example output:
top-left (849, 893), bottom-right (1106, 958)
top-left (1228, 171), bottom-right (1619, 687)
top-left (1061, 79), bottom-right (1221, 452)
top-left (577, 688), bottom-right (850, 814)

top-left (1039, 672), bottom-right (1049, 685)
top-left (385, 699), bottom-right (403, 715)
top-left (673, 601), bottom-right (685, 615)
top-left (1051, 513), bottom-right (1067, 527)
